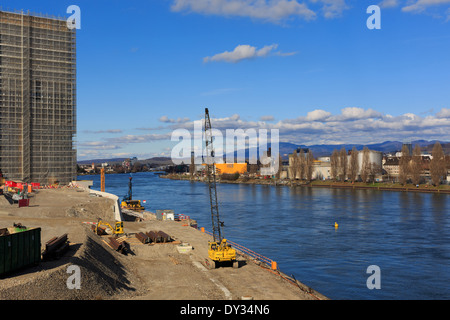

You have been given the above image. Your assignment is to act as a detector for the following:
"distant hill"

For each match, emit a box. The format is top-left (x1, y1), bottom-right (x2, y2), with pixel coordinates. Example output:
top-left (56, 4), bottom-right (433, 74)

top-left (77, 158), bottom-right (129, 165)
top-left (77, 157), bottom-right (173, 165)
top-left (78, 140), bottom-right (449, 164)
top-left (280, 140), bottom-right (449, 157)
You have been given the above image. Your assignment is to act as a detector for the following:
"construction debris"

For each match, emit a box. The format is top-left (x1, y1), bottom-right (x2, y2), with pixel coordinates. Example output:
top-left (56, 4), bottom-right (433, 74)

top-left (42, 234), bottom-right (70, 261)
top-left (157, 231), bottom-right (171, 243)
top-left (146, 231), bottom-right (161, 243)
top-left (135, 232), bottom-right (150, 244)
top-left (145, 230), bottom-right (173, 243)
top-left (105, 237), bottom-right (130, 255)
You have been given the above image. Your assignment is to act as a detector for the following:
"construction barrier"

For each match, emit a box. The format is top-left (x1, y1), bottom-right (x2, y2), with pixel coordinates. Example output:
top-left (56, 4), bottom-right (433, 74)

top-left (201, 228), bottom-right (328, 300)
top-left (201, 229), bottom-right (276, 270)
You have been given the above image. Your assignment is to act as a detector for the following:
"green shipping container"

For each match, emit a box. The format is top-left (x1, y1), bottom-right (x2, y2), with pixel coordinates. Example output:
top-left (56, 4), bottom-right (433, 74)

top-left (0, 228), bottom-right (41, 277)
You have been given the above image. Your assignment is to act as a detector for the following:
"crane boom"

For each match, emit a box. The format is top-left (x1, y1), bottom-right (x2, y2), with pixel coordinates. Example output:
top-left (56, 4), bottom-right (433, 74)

top-left (204, 108), bottom-right (238, 269)
top-left (204, 108), bottom-right (222, 243)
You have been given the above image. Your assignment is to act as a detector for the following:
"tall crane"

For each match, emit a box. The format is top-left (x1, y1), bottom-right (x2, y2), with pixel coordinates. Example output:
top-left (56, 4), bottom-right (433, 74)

top-left (204, 108), bottom-right (238, 269)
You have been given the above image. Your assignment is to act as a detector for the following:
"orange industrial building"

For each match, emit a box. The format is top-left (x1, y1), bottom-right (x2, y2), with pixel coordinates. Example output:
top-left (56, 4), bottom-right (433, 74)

top-left (214, 163), bottom-right (248, 175)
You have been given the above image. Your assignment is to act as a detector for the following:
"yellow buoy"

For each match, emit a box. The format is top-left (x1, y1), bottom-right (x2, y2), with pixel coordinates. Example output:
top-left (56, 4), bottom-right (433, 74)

top-left (335, 222), bottom-right (339, 229)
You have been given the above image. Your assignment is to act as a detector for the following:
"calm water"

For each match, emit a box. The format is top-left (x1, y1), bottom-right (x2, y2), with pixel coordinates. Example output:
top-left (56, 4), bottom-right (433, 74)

top-left (83, 172), bottom-right (450, 300)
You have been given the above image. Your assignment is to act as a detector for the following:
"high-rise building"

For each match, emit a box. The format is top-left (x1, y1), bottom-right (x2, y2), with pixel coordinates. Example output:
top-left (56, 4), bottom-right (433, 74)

top-left (0, 10), bottom-right (76, 184)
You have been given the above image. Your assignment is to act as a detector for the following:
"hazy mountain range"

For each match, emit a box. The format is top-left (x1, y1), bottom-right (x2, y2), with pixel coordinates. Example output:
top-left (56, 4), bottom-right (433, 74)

top-left (78, 140), bottom-right (449, 164)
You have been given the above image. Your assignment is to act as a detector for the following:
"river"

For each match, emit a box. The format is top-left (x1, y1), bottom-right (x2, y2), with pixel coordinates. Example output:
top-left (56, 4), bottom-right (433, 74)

top-left (81, 172), bottom-right (450, 300)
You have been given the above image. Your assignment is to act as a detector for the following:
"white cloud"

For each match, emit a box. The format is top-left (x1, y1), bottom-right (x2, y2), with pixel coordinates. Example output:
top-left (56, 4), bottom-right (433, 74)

top-left (436, 107), bottom-right (450, 118)
top-left (79, 107), bottom-right (450, 160)
top-left (204, 44), bottom-right (284, 63)
top-left (159, 116), bottom-right (190, 123)
top-left (339, 107), bottom-right (383, 120)
top-left (171, 0), bottom-right (316, 22)
top-left (379, 0), bottom-right (400, 8)
top-left (402, 0), bottom-right (450, 12)
top-left (309, 0), bottom-right (350, 18)
top-left (306, 109), bottom-right (331, 121)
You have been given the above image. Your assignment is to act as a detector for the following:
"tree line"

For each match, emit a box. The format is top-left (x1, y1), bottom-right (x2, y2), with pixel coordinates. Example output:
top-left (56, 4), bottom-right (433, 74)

top-left (289, 142), bottom-right (448, 185)
top-left (330, 146), bottom-right (381, 183)
top-left (398, 142), bottom-right (447, 186)
top-left (288, 149), bottom-right (315, 181)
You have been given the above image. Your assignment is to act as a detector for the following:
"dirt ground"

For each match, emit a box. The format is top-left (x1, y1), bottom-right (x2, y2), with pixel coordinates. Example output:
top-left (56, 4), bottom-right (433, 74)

top-left (0, 188), bottom-right (325, 300)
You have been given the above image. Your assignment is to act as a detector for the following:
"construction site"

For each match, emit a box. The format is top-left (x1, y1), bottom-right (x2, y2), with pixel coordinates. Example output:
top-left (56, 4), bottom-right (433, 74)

top-left (0, 109), bottom-right (327, 300)
top-left (0, 10), bottom-right (77, 185)
top-left (0, 10), bottom-right (325, 302)
top-left (0, 185), bottom-right (327, 300)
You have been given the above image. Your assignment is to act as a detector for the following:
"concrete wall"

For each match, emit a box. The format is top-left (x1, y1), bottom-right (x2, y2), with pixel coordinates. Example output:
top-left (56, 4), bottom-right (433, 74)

top-left (89, 189), bottom-right (123, 222)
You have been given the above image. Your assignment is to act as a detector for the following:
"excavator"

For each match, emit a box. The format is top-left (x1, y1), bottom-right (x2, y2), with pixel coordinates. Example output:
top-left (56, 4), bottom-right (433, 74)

top-left (94, 218), bottom-right (124, 235)
top-left (204, 108), bottom-right (238, 269)
top-left (121, 177), bottom-right (145, 211)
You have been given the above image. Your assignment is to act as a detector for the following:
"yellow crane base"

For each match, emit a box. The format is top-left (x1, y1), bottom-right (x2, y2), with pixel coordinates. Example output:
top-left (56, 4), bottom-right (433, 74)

top-left (207, 239), bottom-right (238, 269)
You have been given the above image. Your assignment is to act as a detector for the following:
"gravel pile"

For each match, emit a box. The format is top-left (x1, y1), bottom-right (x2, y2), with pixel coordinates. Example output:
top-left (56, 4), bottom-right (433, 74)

top-left (0, 228), bottom-right (141, 300)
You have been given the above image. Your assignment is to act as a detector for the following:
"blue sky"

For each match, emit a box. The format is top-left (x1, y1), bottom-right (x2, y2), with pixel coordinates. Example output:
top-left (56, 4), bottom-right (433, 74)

top-left (4, 0), bottom-right (450, 160)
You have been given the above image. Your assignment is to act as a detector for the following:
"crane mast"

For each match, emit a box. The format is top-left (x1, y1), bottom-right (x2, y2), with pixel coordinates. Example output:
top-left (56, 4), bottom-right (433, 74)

top-left (204, 108), bottom-right (222, 243)
top-left (203, 107), bottom-right (238, 269)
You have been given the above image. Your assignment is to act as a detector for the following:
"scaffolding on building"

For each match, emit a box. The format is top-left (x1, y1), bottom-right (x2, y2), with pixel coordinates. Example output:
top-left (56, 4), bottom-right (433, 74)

top-left (0, 10), bottom-right (77, 185)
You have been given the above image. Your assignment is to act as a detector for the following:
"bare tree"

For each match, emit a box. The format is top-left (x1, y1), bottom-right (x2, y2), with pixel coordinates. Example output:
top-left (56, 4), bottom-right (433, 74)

top-left (360, 147), bottom-right (371, 183)
top-left (305, 150), bottom-right (314, 181)
top-left (430, 142), bottom-right (446, 186)
top-left (275, 154), bottom-right (283, 179)
top-left (348, 147), bottom-right (359, 183)
top-left (339, 147), bottom-right (347, 181)
top-left (297, 149), bottom-right (305, 180)
top-left (399, 145), bottom-right (411, 185)
top-left (288, 151), bottom-right (298, 180)
top-left (369, 163), bottom-right (382, 183)
top-left (330, 149), bottom-right (339, 181)
top-left (249, 156), bottom-right (259, 175)
top-left (410, 145), bottom-right (422, 185)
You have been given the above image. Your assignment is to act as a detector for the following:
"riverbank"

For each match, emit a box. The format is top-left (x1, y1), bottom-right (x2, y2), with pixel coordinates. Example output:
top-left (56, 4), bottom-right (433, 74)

top-left (161, 174), bottom-right (450, 194)
top-left (0, 187), bottom-right (326, 300)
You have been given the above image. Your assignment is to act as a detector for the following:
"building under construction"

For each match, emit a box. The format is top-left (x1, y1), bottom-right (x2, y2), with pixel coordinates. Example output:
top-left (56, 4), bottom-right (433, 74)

top-left (0, 10), bottom-right (76, 184)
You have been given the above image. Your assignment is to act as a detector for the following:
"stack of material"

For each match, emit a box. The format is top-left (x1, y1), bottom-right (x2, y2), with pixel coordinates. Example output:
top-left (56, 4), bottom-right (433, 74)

top-left (135, 232), bottom-right (150, 244)
top-left (107, 237), bottom-right (130, 255)
top-left (145, 230), bottom-right (172, 243)
top-left (156, 231), bottom-right (171, 243)
top-left (42, 234), bottom-right (70, 261)
top-left (145, 231), bottom-right (161, 243)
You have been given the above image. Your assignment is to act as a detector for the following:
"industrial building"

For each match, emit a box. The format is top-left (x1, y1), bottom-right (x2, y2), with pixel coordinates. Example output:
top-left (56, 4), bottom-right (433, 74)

top-left (214, 163), bottom-right (248, 175)
top-left (0, 10), bottom-right (76, 184)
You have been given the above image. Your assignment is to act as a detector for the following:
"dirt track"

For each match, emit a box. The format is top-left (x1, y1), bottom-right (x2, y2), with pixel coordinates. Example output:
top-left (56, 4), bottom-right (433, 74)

top-left (0, 188), bottom-right (324, 300)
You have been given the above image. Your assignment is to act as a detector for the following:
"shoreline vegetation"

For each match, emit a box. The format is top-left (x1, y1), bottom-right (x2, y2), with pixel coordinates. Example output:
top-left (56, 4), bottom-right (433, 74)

top-left (160, 174), bottom-right (450, 194)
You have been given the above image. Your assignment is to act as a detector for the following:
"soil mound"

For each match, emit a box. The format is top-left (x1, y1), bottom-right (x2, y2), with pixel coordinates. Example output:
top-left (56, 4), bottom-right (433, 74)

top-left (0, 228), bottom-right (139, 300)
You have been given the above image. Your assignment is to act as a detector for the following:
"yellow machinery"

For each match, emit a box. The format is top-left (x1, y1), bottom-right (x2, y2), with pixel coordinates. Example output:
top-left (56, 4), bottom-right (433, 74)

top-left (208, 239), bottom-right (237, 268)
top-left (204, 108), bottom-right (238, 269)
top-left (121, 177), bottom-right (145, 211)
top-left (121, 199), bottom-right (145, 211)
top-left (94, 219), bottom-right (124, 235)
